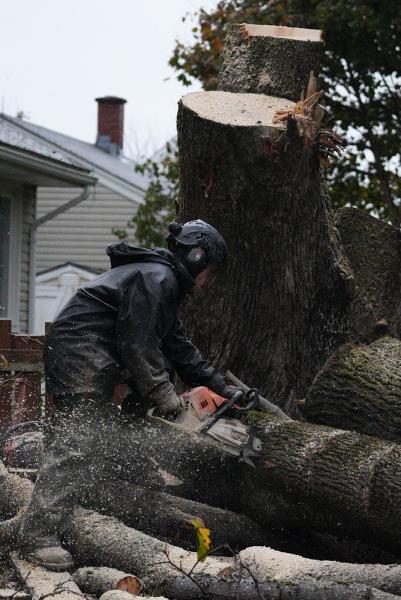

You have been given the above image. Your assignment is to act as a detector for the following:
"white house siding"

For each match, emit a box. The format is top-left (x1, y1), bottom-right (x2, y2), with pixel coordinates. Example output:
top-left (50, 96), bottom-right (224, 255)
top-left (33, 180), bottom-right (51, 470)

top-left (35, 184), bottom-right (139, 272)
top-left (20, 186), bottom-right (36, 333)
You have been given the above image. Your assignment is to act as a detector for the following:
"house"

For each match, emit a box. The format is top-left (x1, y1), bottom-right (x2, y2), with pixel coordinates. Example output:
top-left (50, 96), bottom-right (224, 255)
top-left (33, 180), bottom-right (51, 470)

top-left (0, 97), bottom-right (147, 333)
top-left (0, 115), bottom-right (96, 333)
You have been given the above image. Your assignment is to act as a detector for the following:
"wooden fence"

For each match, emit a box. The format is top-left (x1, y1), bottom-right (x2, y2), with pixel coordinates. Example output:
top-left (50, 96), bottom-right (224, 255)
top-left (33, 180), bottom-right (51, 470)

top-left (0, 320), bottom-right (50, 431)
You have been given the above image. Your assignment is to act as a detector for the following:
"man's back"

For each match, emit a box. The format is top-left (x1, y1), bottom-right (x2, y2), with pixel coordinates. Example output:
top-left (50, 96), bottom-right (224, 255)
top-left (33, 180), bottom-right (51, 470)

top-left (44, 247), bottom-right (183, 396)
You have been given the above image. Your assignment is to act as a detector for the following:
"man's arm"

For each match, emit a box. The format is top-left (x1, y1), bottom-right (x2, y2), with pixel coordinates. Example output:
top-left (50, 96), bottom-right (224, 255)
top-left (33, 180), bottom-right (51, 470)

top-left (116, 274), bottom-right (180, 414)
top-left (161, 315), bottom-right (226, 394)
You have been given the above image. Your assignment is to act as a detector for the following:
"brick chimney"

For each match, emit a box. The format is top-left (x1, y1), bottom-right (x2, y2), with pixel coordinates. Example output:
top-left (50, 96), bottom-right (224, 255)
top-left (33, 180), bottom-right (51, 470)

top-left (95, 96), bottom-right (126, 155)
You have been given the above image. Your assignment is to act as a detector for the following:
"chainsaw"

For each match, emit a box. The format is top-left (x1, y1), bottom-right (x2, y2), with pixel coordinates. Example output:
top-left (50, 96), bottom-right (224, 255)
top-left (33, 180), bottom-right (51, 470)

top-left (149, 385), bottom-right (264, 467)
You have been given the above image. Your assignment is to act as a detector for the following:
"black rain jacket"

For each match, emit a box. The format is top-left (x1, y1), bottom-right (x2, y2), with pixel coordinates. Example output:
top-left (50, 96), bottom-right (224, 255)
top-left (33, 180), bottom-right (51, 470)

top-left (44, 243), bottom-right (225, 406)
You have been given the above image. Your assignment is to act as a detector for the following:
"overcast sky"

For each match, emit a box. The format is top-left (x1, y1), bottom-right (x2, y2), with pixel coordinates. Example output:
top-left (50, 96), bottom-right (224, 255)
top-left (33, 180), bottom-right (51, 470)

top-left (0, 0), bottom-right (216, 158)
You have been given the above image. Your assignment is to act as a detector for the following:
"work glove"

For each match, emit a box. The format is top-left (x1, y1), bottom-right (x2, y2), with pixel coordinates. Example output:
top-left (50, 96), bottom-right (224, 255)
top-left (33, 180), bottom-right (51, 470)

top-left (155, 391), bottom-right (185, 417)
top-left (221, 385), bottom-right (244, 401)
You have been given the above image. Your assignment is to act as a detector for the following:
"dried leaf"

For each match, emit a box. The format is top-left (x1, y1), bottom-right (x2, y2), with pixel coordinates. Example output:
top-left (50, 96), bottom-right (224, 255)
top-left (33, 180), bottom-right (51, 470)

top-left (191, 518), bottom-right (212, 562)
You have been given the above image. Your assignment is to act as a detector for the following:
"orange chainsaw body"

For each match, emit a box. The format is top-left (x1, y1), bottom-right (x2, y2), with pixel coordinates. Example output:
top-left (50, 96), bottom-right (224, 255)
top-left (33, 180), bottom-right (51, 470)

top-left (180, 386), bottom-right (231, 420)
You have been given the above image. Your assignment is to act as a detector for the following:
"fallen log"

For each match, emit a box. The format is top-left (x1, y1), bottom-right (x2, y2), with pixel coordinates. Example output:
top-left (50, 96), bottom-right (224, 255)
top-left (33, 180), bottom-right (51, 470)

top-left (304, 336), bottom-right (401, 441)
top-left (66, 507), bottom-right (401, 600)
top-left (84, 480), bottom-right (272, 550)
top-left (218, 23), bottom-right (323, 101)
top-left (0, 458), bottom-right (270, 553)
top-left (73, 567), bottom-right (141, 597)
top-left (240, 546), bottom-right (401, 595)
top-left (144, 415), bottom-right (401, 553)
top-left (2, 469), bottom-right (401, 598)
top-left (336, 207), bottom-right (401, 342)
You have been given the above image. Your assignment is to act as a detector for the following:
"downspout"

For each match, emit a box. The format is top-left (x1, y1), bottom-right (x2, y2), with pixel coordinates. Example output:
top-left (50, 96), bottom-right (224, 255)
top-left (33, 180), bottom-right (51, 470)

top-left (28, 185), bottom-right (92, 334)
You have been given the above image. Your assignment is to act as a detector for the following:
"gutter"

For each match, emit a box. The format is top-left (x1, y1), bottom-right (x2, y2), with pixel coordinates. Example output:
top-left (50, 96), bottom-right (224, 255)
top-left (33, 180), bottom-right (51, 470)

top-left (28, 185), bottom-right (94, 333)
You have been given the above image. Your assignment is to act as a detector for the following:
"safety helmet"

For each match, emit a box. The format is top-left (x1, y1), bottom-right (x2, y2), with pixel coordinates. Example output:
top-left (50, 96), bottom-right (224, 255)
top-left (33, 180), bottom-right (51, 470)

top-left (167, 219), bottom-right (227, 276)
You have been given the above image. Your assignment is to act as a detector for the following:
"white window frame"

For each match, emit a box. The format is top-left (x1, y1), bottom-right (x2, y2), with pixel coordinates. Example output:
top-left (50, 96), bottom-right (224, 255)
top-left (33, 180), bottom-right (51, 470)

top-left (0, 193), bottom-right (23, 332)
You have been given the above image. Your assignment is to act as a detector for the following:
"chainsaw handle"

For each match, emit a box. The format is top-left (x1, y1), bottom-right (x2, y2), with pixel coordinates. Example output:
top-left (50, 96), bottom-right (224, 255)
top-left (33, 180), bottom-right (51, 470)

top-left (235, 388), bottom-right (260, 413)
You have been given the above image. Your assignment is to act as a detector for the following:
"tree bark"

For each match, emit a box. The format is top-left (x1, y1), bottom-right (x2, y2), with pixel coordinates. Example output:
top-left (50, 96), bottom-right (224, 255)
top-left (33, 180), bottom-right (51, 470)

top-left (336, 207), bottom-right (401, 342)
top-left (73, 567), bottom-right (141, 597)
top-left (218, 23), bottom-right (323, 101)
top-left (304, 336), bottom-right (401, 441)
top-left (177, 89), bottom-right (352, 410)
top-left (144, 416), bottom-right (401, 554)
top-left (66, 508), bottom-right (401, 600)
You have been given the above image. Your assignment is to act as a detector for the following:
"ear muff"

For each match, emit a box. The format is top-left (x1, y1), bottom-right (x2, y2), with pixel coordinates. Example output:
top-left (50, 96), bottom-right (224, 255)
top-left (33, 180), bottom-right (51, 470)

top-left (186, 247), bottom-right (207, 272)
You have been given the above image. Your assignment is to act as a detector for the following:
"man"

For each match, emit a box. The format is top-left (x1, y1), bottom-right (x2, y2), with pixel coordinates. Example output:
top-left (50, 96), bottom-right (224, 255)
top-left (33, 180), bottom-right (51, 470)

top-left (19, 220), bottom-right (239, 570)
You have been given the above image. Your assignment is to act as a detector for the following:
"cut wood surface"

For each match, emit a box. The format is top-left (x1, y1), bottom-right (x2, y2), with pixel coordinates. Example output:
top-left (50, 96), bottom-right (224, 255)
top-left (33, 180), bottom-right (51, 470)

top-left (218, 23), bottom-right (323, 100)
top-left (336, 206), bottom-right (401, 341)
top-left (73, 566), bottom-right (141, 597)
top-left (100, 594), bottom-right (168, 600)
top-left (304, 336), bottom-right (401, 441)
top-left (177, 89), bottom-right (352, 412)
top-left (10, 553), bottom-right (84, 600)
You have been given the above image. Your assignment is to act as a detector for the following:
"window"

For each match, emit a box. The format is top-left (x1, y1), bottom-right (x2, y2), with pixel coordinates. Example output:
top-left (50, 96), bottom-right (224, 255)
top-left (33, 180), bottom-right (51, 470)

top-left (0, 198), bottom-right (10, 318)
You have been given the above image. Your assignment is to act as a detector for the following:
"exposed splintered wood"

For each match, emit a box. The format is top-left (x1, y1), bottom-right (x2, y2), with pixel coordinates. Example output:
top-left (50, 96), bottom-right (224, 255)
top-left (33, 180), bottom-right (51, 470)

top-left (66, 508), bottom-right (401, 600)
top-left (10, 554), bottom-right (84, 600)
top-left (73, 567), bottom-right (141, 597)
top-left (304, 336), bottom-right (401, 442)
top-left (178, 90), bottom-right (352, 411)
top-left (336, 207), bottom-right (401, 341)
top-left (218, 23), bottom-right (323, 100)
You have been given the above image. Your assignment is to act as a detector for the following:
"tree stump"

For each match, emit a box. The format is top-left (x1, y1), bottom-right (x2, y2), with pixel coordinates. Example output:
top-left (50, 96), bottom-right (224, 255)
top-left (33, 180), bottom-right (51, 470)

top-left (218, 23), bottom-right (323, 101)
top-left (177, 89), bottom-right (352, 409)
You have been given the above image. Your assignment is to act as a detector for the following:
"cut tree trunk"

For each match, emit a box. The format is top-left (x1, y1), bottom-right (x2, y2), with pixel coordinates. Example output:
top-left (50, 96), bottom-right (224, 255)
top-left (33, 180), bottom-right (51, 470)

top-left (73, 567), bottom-right (141, 597)
top-left (304, 335), bottom-right (401, 441)
top-left (218, 23), bottom-right (323, 101)
top-left (177, 89), bottom-right (352, 411)
top-left (336, 207), bottom-right (401, 342)
top-left (66, 508), bottom-right (401, 600)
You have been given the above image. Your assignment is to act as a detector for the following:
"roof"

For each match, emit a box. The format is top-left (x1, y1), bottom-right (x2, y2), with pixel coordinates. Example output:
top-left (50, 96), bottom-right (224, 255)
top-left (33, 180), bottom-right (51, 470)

top-left (36, 261), bottom-right (103, 279)
top-left (0, 115), bottom-right (96, 187)
top-left (0, 114), bottom-right (147, 198)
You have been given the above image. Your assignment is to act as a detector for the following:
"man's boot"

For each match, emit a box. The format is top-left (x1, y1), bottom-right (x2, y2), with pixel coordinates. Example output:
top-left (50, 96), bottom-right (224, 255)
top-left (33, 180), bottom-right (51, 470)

top-left (25, 536), bottom-right (74, 571)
